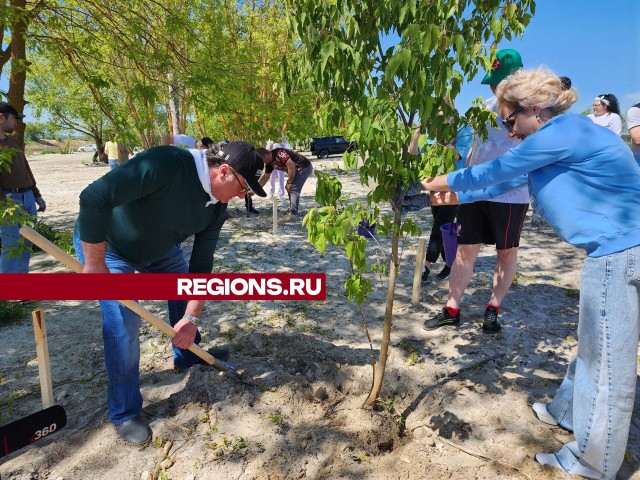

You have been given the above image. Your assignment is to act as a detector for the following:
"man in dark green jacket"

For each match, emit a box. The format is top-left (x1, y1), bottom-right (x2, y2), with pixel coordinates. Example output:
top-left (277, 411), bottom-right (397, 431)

top-left (75, 141), bottom-right (266, 445)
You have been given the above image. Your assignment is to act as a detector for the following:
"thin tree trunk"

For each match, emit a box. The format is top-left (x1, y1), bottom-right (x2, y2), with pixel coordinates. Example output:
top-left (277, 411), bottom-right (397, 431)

top-left (167, 73), bottom-right (180, 135)
top-left (364, 207), bottom-right (402, 407)
top-left (7, 0), bottom-right (28, 148)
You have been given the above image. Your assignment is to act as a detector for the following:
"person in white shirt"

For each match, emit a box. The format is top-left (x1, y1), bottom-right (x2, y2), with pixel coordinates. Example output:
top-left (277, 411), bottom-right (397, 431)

top-left (625, 103), bottom-right (640, 165)
top-left (161, 133), bottom-right (197, 148)
top-left (588, 94), bottom-right (622, 135)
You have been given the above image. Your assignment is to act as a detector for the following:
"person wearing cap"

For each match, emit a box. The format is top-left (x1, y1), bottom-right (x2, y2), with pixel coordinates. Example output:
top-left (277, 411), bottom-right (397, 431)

top-left (588, 94), bottom-right (622, 135)
top-left (256, 144), bottom-right (313, 221)
top-left (74, 140), bottom-right (266, 445)
top-left (0, 101), bottom-right (47, 273)
top-left (424, 66), bottom-right (640, 480)
top-left (423, 49), bottom-right (529, 334)
top-left (626, 102), bottom-right (640, 165)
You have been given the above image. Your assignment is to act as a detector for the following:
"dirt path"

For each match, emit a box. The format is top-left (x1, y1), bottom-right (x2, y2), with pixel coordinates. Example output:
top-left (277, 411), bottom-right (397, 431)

top-left (1, 151), bottom-right (638, 479)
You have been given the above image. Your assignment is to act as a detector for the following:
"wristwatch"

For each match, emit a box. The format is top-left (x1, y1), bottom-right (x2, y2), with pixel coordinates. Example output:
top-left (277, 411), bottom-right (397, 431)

top-left (184, 314), bottom-right (200, 327)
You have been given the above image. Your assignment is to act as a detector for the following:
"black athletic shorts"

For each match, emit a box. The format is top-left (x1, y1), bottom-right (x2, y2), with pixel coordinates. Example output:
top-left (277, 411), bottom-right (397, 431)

top-left (457, 201), bottom-right (529, 250)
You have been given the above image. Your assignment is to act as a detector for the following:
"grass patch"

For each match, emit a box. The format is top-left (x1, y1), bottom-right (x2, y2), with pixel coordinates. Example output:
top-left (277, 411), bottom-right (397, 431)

top-left (0, 301), bottom-right (36, 325)
top-left (32, 221), bottom-right (74, 255)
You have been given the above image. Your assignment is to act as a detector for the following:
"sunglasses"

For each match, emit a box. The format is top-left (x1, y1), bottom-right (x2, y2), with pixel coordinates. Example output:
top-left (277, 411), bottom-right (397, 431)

top-left (502, 107), bottom-right (523, 133)
top-left (230, 169), bottom-right (252, 195)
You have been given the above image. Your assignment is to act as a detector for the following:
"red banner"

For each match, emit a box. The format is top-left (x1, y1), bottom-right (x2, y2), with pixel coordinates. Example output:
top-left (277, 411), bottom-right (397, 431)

top-left (0, 273), bottom-right (326, 300)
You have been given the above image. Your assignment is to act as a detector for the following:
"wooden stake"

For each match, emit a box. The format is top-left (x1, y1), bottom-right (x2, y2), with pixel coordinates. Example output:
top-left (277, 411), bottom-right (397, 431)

top-left (412, 237), bottom-right (427, 304)
top-left (272, 195), bottom-right (278, 235)
top-left (32, 309), bottom-right (54, 409)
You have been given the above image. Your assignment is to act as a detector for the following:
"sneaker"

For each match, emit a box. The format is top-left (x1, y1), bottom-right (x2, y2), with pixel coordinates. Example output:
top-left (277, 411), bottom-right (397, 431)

top-left (532, 402), bottom-right (558, 426)
top-left (115, 414), bottom-right (152, 445)
top-left (482, 306), bottom-right (501, 334)
top-left (281, 213), bottom-right (297, 223)
top-left (421, 267), bottom-right (430, 283)
top-left (423, 307), bottom-right (461, 330)
top-left (436, 265), bottom-right (451, 280)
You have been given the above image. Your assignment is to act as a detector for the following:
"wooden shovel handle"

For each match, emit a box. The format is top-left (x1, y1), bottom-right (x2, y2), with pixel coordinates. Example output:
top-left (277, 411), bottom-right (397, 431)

top-left (19, 226), bottom-right (218, 367)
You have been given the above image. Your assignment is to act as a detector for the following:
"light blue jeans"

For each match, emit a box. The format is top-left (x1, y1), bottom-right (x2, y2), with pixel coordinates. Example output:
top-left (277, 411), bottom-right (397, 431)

top-left (1, 189), bottom-right (36, 273)
top-left (108, 159), bottom-right (119, 170)
top-left (73, 233), bottom-right (203, 425)
top-left (545, 246), bottom-right (640, 479)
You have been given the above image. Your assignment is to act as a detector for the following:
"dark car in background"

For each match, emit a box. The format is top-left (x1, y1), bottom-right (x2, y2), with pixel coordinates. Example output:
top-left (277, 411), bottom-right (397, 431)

top-left (309, 136), bottom-right (356, 158)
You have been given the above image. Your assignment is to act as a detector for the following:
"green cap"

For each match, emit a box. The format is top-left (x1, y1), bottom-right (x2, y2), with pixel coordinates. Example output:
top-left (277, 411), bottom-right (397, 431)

top-left (481, 49), bottom-right (523, 86)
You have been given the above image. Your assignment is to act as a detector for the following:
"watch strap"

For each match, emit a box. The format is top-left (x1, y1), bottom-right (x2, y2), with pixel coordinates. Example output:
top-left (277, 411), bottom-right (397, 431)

top-left (184, 313), bottom-right (200, 326)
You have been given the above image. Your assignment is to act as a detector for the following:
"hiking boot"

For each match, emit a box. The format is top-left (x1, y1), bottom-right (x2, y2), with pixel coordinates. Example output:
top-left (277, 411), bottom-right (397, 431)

top-left (436, 265), bottom-right (451, 280)
top-left (482, 306), bottom-right (501, 334)
top-left (421, 267), bottom-right (430, 283)
top-left (115, 414), bottom-right (152, 445)
top-left (423, 307), bottom-right (460, 330)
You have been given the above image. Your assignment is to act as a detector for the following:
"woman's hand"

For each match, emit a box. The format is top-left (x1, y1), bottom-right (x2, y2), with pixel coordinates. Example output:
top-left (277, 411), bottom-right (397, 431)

top-left (430, 191), bottom-right (459, 206)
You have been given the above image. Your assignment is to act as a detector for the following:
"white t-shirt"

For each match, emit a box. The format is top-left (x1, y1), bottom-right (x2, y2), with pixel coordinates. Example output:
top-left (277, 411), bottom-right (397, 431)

top-left (626, 106), bottom-right (640, 164)
top-left (173, 134), bottom-right (196, 148)
top-left (468, 96), bottom-right (530, 204)
top-left (587, 112), bottom-right (622, 135)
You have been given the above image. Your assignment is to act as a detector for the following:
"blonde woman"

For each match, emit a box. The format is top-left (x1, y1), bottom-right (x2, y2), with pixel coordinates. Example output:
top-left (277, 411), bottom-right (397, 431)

top-left (423, 68), bottom-right (640, 480)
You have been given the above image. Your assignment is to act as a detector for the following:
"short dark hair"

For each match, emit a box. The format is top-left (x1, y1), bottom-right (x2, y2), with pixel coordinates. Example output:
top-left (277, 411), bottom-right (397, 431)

top-left (256, 147), bottom-right (269, 159)
top-left (596, 93), bottom-right (621, 115)
top-left (201, 137), bottom-right (214, 148)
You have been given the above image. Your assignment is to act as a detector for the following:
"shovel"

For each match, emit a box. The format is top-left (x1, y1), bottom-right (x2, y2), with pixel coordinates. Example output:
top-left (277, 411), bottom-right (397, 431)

top-left (19, 226), bottom-right (243, 382)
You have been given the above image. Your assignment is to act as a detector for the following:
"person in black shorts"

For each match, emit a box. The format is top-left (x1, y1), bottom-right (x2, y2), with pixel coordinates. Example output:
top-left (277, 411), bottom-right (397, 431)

top-left (424, 49), bottom-right (529, 334)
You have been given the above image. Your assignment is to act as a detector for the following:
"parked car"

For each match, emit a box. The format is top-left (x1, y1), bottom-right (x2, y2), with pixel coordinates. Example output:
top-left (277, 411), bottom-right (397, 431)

top-left (78, 144), bottom-right (97, 152)
top-left (309, 136), bottom-right (356, 158)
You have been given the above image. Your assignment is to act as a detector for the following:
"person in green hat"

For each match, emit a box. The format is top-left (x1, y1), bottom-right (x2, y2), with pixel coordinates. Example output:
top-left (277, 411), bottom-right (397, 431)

top-left (423, 48), bottom-right (530, 335)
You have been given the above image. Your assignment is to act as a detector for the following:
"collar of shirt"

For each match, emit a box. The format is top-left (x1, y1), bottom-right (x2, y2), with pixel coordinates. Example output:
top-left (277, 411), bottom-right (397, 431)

top-left (189, 149), bottom-right (219, 207)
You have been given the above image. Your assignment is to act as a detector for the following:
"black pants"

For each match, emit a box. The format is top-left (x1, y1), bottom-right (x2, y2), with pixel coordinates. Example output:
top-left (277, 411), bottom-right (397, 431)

top-left (425, 205), bottom-right (458, 263)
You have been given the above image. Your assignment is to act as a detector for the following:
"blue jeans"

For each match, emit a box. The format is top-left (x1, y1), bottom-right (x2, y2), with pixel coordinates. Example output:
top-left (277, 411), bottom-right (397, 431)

top-left (545, 246), bottom-right (640, 479)
top-left (1, 190), bottom-right (36, 273)
top-left (73, 233), bottom-right (204, 425)
top-left (108, 159), bottom-right (119, 170)
top-left (288, 164), bottom-right (313, 215)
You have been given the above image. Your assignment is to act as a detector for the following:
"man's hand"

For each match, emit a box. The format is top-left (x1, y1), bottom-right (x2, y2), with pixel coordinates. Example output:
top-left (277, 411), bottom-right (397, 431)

top-left (172, 318), bottom-right (198, 349)
top-left (430, 191), bottom-right (459, 206)
top-left (35, 196), bottom-right (46, 212)
top-left (285, 182), bottom-right (292, 193)
top-left (80, 241), bottom-right (110, 273)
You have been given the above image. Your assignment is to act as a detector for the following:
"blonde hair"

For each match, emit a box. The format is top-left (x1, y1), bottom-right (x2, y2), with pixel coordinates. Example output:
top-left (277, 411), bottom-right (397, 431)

top-left (496, 68), bottom-right (578, 117)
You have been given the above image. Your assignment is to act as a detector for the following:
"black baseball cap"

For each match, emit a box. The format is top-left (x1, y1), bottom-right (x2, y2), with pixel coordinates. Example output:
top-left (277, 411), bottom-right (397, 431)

top-left (0, 102), bottom-right (25, 119)
top-left (220, 141), bottom-right (267, 197)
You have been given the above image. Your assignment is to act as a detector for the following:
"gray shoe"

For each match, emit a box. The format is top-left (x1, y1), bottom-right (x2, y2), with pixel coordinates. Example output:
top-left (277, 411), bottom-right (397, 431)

top-left (115, 414), bottom-right (151, 445)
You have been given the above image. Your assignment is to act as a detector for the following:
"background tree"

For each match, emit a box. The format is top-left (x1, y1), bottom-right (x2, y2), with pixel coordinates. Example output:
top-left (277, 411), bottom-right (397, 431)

top-left (286, 0), bottom-right (535, 407)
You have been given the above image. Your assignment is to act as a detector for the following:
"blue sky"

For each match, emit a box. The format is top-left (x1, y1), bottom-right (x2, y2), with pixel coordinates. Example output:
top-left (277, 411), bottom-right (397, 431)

top-left (450, 0), bottom-right (640, 115)
top-left (2, 1), bottom-right (639, 120)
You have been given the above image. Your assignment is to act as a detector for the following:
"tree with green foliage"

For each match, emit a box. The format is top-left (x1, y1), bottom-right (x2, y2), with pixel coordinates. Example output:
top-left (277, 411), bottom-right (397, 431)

top-left (286, 0), bottom-right (535, 407)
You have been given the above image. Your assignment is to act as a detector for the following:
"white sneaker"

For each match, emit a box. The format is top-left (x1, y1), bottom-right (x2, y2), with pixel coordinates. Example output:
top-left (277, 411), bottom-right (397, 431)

top-left (535, 452), bottom-right (562, 470)
top-left (532, 402), bottom-right (558, 426)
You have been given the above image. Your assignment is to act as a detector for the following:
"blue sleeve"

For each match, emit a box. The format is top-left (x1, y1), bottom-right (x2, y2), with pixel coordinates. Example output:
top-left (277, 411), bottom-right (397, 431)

top-left (454, 126), bottom-right (473, 169)
top-left (446, 121), bottom-right (567, 192)
top-left (456, 174), bottom-right (528, 203)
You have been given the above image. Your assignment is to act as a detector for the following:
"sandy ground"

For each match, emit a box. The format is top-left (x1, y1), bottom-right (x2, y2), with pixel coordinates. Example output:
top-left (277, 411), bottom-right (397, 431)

top-left (0, 151), bottom-right (639, 480)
